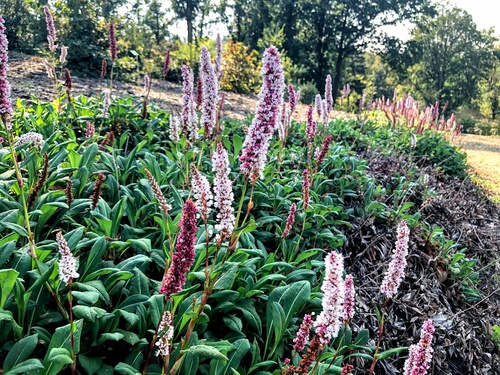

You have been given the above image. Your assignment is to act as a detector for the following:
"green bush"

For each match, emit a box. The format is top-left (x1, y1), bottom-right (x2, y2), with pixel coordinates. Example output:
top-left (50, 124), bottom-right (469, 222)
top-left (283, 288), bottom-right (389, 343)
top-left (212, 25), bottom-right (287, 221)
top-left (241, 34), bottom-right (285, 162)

top-left (297, 80), bottom-right (317, 105)
top-left (220, 39), bottom-right (260, 94)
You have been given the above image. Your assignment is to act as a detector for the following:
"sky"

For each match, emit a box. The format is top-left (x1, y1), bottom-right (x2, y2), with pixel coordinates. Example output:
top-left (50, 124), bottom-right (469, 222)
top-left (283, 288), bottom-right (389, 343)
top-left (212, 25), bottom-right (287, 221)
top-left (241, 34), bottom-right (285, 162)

top-left (381, 0), bottom-right (500, 42)
top-left (452, 0), bottom-right (500, 35)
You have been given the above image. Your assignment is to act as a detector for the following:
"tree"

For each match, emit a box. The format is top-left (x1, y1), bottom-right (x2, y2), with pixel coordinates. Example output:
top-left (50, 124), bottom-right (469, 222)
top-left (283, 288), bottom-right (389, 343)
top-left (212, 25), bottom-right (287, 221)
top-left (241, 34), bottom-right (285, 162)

top-left (402, 6), bottom-right (496, 111)
top-left (230, 0), bottom-right (272, 51)
top-left (60, 0), bottom-right (107, 75)
top-left (171, 0), bottom-right (214, 43)
top-left (227, 0), bottom-right (432, 105)
top-left (299, 0), bottom-right (433, 104)
top-left (0, 0), bottom-right (38, 52)
top-left (477, 49), bottom-right (500, 120)
top-left (143, 0), bottom-right (170, 43)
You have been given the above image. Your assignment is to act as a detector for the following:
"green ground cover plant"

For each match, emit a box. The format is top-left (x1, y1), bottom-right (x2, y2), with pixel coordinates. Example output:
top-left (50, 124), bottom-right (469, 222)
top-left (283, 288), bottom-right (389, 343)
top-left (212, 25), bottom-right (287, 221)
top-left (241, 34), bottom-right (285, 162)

top-left (0, 11), bottom-right (491, 375)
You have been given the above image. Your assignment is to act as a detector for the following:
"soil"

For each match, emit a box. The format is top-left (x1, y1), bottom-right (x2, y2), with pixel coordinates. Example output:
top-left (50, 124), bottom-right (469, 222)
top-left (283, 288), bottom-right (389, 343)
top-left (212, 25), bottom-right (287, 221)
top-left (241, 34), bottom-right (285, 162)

top-left (6, 53), bottom-right (500, 375)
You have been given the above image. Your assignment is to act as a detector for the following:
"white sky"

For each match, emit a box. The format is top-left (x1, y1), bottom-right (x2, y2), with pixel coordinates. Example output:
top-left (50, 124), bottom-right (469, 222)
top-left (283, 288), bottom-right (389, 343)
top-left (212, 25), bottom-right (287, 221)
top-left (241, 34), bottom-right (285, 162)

top-left (381, 0), bottom-right (500, 42)
top-left (452, 0), bottom-right (500, 35)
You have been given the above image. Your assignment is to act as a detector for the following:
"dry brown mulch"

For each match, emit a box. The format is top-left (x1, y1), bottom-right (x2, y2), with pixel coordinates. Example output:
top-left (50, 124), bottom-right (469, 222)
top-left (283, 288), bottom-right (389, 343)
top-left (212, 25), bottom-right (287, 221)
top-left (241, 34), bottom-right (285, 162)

top-left (344, 150), bottom-right (500, 375)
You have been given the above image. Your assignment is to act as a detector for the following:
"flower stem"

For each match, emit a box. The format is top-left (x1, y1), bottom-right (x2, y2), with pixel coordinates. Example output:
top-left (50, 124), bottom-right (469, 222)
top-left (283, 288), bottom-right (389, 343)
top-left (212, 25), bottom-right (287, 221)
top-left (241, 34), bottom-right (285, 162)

top-left (369, 307), bottom-right (386, 374)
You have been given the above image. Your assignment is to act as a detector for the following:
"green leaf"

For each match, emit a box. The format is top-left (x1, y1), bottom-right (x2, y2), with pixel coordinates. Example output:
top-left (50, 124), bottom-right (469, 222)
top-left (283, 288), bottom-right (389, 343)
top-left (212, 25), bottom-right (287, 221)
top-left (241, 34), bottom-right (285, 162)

top-left (72, 290), bottom-right (100, 305)
top-left (79, 143), bottom-right (99, 168)
top-left (376, 346), bottom-right (409, 360)
top-left (3, 359), bottom-right (44, 375)
top-left (265, 281), bottom-right (311, 358)
top-left (43, 319), bottom-right (83, 372)
top-left (223, 315), bottom-right (243, 333)
top-left (181, 345), bottom-right (229, 360)
top-left (47, 347), bottom-right (73, 365)
top-left (3, 334), bottom-right (39, 371)
top-left (64, 227), bottom-right (85, 251)
top-left (114, 362), bottom-right (141, 375)
top-left (222, 338), bottom-right (251, 375)
top-left (201, 340), bottom-right (237, 354)
top-left (213, 263), bottom-right (239, 290)
top-left (248, 361), bottom-right (277, 372)
top-left (72, 305), bottom-right (98, 322)
top-left (78, 354), bottom-right (103, 375)
top-left (0, 237), bottom-right (18, 266)
top-left (0, 269), bottom-right (19, 309)
top-left (81, 237), bottom-right (107, 280)
top-left (1, 222), bottom-right (28, 238)
top-left (98, 332), bottom-right (125, 346)
top-left (95, 217), bottom-right (113, 237)
top-left (353, 329), bottom-right (370, 346)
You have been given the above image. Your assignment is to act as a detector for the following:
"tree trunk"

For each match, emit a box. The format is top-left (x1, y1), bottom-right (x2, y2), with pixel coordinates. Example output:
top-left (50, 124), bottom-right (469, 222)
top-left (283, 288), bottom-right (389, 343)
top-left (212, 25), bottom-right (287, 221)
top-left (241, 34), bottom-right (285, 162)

top-left (332, 49), bottom-right (344, 109)
top-left (187, 0), bottom-right (193, 44)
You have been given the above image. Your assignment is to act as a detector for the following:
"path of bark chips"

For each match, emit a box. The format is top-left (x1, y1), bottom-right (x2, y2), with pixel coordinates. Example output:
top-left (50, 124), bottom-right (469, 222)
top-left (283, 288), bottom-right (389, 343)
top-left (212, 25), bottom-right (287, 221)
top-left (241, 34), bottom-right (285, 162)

top-left (345, 150), bottom-right (499, 375)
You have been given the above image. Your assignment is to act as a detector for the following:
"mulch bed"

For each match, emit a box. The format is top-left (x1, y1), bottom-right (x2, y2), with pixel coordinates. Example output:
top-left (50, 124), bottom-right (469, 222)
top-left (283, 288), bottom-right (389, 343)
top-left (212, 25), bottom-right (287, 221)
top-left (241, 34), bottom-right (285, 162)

top-left (343, 150), bottom-right (500, 374)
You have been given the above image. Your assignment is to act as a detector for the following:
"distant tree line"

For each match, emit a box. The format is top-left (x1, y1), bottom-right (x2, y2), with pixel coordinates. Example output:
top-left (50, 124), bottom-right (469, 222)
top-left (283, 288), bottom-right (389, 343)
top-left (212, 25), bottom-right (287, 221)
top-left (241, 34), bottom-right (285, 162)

top-left (1, 0), bottom-right (499, 117)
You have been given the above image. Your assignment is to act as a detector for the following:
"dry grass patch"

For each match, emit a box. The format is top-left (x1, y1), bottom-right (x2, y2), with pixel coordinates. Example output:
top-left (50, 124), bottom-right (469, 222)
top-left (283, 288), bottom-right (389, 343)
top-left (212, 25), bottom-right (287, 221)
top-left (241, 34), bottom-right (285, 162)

top-left (457, 134), bottom-right (500, 201)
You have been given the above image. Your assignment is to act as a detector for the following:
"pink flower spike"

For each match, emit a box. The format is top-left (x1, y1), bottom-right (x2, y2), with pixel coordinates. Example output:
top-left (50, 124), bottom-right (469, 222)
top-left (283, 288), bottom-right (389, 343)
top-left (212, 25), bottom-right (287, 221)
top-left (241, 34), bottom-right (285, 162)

top-left (144, 74), bottom-right (150, 91)
top-left (403, 320), bottom-right (435, 375)
top-left (59, 45), bottom-right (67, 65)
top-left (56, 232), bottom-right (79, 284)
top-left (190, 165), bottom-right (213, 224)
top-left (0, 16), bottom-right (13, 129)
top-left (43, 6), bottom-right (57, 52)
top-left (195, 76), bottom-right (203, 110)
top-left (239, 46), bottom-right (285, 183)
top-left (302, 169), bottom-right (311, 210)
top-left (288, 84), bottom-right (297, 113)
top-left (200, 46), bottom-right (218, 137)
top-left (212, 142), bottom-right (235, 243)
top-left (315, 94), bottom-right (322, 119)
top-left (343, 274), bottom-right (355, 322)
top-left (15, 131), bottom-right (44, 148)
top-left (314, 251), bottom-right (345, 346)
top-left (341, 364), bottom-right (354, 375)
top-left (155, 311), bottom-right (174, 358)
top-left (169, 112), bottom-right (180, 143)
top-left (380, 220), bottom-right (410, 299)
top-left (85, 121), bottom-right (95, 139)
top-left (281, 202), bottom-right (296, 239)
top-left (160, 200), bottom-right (198, 296)
top-left (102, 89), bottom-right (111, 118)
top-left (306, 105), bottom-right (316, 141)
top-left (315, 135), bottom-right (333, 168)
top-left (162, 50), bottom-right (170, 78)
top-left (325, 74), bottom-right (333, 112)
top-left (293, 313), bottom-right (314, 353)
top-left (109, 23), bottom-right (117, 62)
top-left (214, 33), bottom-right (223, 83)
top-left (180, 65), bottom-right (196, 139)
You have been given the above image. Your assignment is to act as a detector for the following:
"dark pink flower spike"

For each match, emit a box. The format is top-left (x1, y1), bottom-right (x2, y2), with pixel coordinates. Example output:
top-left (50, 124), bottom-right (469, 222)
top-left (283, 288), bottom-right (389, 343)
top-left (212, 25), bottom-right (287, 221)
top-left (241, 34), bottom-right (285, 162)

top-left (160, 200), bottom-right (198, 296)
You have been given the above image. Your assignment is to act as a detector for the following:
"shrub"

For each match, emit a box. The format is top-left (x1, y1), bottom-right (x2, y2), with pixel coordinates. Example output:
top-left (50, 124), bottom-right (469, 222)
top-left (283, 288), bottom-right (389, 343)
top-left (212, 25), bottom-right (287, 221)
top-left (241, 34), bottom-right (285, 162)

top-left (220, 39), bottom-right (260, 94)
top-left (297, 80), bottom-right (317, 104)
